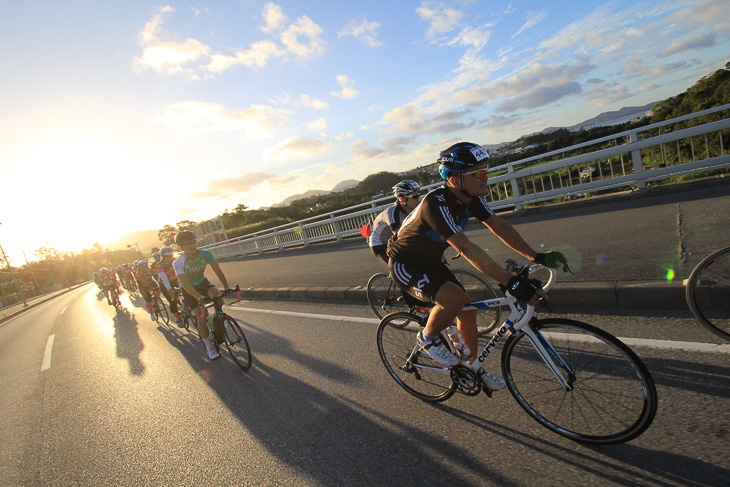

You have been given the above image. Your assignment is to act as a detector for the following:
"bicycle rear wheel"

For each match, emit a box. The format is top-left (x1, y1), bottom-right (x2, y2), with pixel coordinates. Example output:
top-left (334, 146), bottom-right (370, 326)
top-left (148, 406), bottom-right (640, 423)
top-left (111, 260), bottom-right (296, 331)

top-left (377, 312), bottom-right (456, 402)
top-left (452, 269), bottom-right (501, 335)
top-left (221, 315), bottom-right (252, 370)
top-left (501, 318), bottom-right (657, 444)
top-left (367, 273), bottom-right (409, 319)
top-left (686, 246), bottom-right (730, 341)
top-left (154, 298), bottom-right (170, 324)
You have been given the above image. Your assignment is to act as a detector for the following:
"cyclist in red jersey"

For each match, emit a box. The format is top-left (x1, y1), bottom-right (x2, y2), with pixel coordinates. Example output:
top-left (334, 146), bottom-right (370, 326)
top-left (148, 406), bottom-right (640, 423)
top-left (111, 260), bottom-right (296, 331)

top-left (134, 260), bottom-right (160, 321)
top-left (99, 268), bottom-right (119, 305)
top-left (154, 246), bottom-right (183, 326)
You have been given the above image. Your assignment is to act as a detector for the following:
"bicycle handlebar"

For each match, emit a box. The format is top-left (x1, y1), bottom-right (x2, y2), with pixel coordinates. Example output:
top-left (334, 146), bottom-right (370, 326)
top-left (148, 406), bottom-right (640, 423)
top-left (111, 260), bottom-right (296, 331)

top-left (199, 284), bottom-right (242, 307)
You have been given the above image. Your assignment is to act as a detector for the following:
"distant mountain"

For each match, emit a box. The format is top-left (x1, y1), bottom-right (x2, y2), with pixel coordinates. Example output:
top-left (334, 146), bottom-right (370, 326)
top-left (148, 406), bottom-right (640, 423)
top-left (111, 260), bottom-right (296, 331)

top-left (566, 102), bottom-right (658, 130)
top-left (273, 179), bottom-right (360, 207)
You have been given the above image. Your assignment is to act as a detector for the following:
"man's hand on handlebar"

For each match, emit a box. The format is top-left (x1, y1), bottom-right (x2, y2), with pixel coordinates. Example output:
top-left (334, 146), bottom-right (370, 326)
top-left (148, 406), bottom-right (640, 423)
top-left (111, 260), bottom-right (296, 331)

top-left (500, 275), bottom-right (546, 306)
top-left (534, 251), bottom-right (573, 274)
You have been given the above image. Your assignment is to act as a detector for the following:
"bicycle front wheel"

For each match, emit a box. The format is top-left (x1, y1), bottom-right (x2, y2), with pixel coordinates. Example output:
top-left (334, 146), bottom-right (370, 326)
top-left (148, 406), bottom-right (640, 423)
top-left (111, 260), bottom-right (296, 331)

top-left (221, 315), bottom-right (252, 370)
top-left (502, 318), bottom-right (657, 445)
top-left (452, 269), bottom-right (501, 335)
top-left (367, 273), bottom-right (409, 319)
top-left (376, 312), bottom-right (456, 402)
top-left (686, 246), bottom-right (730, 340)
top-left (154, 298), bottom-right (170, 324)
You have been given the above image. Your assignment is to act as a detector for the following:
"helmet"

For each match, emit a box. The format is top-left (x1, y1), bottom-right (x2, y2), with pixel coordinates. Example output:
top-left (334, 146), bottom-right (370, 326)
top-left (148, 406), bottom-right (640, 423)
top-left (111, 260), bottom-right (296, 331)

top-left (175, 230), bottom-right (197, 246)
top-left (138, 260), bottom-right (149, 267)
top-left (160, 246), bottom-right (175, 257)
top-left (100, 267), bottom-right (109, 274)
top-left (437, 142), bottom-right (490, 179)
top-left (392, 180), bottom-right (420, 198)
top-left (152, 252), bottom-right (161, 261)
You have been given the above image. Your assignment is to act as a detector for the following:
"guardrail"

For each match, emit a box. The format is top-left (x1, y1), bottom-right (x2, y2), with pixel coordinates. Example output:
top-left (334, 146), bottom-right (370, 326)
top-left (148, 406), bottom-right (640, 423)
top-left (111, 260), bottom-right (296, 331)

top-left (202, 104), bottom-right (730, 260)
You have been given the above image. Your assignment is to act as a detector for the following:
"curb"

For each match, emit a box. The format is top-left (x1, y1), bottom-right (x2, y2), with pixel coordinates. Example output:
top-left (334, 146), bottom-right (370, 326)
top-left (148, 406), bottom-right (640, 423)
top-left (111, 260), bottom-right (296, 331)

top-left (0, 287), bottom-right (77, 326)
top-left (239, 280), bottom-right (690, 313)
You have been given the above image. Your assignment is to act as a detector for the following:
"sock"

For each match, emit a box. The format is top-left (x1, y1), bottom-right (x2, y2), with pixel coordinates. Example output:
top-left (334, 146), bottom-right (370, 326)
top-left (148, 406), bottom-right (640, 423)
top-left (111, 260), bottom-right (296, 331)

top-left (419, 330), bottom-right (439, 342)
top-left (202, 337), bottom-right (213, 351)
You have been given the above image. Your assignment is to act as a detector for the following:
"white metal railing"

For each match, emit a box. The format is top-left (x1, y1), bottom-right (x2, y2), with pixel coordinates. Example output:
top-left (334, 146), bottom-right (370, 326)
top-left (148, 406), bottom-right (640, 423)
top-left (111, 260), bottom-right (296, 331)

top-left (201, 104), bottom-right (730, 259)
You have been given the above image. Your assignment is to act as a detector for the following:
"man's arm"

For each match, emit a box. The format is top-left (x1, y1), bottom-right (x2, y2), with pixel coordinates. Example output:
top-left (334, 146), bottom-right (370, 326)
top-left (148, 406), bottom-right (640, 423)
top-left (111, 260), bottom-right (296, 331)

top-left (482, 214), bottom-right (538, 261)
top-left (210, 262), bottom-right (230, 290)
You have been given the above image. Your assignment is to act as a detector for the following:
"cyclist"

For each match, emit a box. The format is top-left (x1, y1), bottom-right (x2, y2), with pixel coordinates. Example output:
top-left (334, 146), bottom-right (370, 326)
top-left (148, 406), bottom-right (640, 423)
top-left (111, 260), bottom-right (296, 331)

top-left (134, 260), bottom-right (159, 321)
top-left (367, 180), bottom-right (421, 265)
top-left (173, 230), bottom-right (232, 361)
top-left (99, 267), bottom-right (119, 305)
top-left (92, 271), bottom-right (101, 289)
top-left (387, 141), bottom-right (568, 391)
top-left (154, 246), bottom-right (183, 327)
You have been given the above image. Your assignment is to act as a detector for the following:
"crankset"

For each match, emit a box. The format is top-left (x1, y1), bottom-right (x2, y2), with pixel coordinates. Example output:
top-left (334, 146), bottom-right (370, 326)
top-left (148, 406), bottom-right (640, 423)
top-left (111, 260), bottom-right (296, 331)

top-left (450, 365), bottom-right (481, 396)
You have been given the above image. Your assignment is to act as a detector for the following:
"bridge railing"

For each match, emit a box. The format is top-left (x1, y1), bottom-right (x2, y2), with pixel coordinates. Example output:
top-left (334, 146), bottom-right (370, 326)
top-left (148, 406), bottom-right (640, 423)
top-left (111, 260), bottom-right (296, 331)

top-left (201, 104), bottom-right (730, 260)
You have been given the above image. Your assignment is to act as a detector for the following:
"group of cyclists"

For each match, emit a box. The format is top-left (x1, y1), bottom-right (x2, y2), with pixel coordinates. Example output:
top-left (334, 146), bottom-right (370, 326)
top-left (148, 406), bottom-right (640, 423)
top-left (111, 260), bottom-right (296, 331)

top-left (92, 233), bottom-right (233, 361)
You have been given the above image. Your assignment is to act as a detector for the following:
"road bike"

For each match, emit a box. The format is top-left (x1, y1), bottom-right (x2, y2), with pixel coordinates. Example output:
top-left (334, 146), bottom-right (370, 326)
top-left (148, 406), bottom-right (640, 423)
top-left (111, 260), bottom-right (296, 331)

top-left (199, 285), bottom-right (252, 371)
top-left (171, 288), bottom-right (198, 333)
top-left (685, 246), bottom-right (730, 341)
top-left (367, 267), bottom-right (502, 335)
top-left (110, 288), bottom-right (123, 310)
top-left (150, 288), bottom-right (169, 325)
top-left (376, 260), bottom-right (658, 445)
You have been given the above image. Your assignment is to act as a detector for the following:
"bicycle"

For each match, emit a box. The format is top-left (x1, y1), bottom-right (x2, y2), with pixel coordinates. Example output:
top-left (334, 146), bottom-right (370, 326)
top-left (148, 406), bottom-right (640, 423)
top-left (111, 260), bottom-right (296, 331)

top-left (367, 265), bottom-right (502, 335)
top-left (685, 246), bottom-right (730, 341)
top-left (171, 288), bottom-right (198, 334)
top-left (150, 288), bottom-right (170, 325)
top-left (199, 285), bottom-right (252, 371)
top-left (376, 260), bottom-right (658, 445)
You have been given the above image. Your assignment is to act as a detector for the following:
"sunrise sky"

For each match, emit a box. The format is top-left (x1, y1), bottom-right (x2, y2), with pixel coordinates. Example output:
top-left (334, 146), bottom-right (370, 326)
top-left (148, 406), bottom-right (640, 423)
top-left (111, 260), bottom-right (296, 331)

top-left (1, 0), bottom-right (728, 263)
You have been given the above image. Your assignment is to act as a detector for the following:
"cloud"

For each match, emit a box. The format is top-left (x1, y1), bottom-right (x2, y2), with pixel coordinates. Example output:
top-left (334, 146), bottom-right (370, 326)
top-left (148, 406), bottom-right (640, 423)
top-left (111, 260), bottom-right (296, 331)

top-left (512, 10), bottom-right (547, 39)
top-left (496, 81), bottom-right (582, 112)
top-left (349, 139), bottom-right (387, 162)
top-left (261, 2), bottom-right (287, 33)
top-left (271, 93), bottom-right (329, 110)
top-left (339, 18), bottom-right (383, 47)
top-left (638, 83), bottom-right (659, 92)
top-left (583, 82), bottom-right (631, 107)
top-left (659, 32), bottom-right (717, 57)
top-left (306, 117), bottom-right (327, 131)
top-left (331, 74), bottom-right (360, 99)
top-left (153, 101), bottom-right (291, 137)
top-left (190, 171), bottom-right (278, 199)
top-left (280, 15), bottom-right (325, 58)
top-left (263, 136), bottom-right (336, 161)
top-left (204, 40), bottom-right (285, 72)
top-left (132, 6), bottom-right (209, 78)
top-left (416, 3), bottom-right (464, 38)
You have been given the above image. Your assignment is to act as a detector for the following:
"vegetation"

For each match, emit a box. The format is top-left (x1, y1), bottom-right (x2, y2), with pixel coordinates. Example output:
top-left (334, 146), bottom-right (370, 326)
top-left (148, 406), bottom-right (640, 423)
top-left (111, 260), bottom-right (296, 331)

top-left (155, 62), bottom-right (729, 241)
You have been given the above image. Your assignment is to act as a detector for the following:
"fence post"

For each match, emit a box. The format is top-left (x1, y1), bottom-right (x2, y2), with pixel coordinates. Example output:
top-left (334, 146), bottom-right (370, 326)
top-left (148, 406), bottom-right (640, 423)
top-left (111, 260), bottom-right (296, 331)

top-left (330, 214), bottom-right (342, 242)
top-left (508, 164), bottom-right (523, 210)
top-left (629, 131), bottom-right (646, 189)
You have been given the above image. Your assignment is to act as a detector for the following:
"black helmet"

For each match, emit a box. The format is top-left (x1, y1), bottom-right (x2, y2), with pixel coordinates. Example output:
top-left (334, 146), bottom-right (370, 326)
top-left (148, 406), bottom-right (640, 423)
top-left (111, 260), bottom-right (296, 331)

top-left (174, 230), bottom-right (197, 246)
top-left (437, 142), bottom-right (490, 179)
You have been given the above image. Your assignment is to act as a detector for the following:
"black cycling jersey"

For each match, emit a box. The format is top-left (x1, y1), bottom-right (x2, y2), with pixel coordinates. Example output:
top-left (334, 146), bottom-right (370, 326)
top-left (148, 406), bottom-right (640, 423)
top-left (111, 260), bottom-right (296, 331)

top-left (368, 203), bottom-right (407, 248)
top-left (387, 186), bottom-right (494, 268)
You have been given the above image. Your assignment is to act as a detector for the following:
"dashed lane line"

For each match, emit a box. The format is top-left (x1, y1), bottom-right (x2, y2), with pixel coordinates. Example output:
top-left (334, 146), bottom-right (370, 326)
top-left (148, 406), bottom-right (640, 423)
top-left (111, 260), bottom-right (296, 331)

top-left (41, 334), bottom-right (55, 371)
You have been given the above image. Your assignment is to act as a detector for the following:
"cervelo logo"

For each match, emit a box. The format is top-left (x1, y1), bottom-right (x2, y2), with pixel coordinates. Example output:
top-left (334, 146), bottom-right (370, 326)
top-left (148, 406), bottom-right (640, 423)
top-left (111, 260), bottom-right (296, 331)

top-left (470, 146), bottom-right (489, 161)
top-left (478, 324), bottom-right (509, 363)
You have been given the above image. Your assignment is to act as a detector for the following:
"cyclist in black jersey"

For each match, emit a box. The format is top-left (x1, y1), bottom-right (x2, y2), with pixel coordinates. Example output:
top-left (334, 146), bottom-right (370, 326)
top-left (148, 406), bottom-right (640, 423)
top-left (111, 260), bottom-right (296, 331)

top-left (387, 142), bottom-right (568, 390)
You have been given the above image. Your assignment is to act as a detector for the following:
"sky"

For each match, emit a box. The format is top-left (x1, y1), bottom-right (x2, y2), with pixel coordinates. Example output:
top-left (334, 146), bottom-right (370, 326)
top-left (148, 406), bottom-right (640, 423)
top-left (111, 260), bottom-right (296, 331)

top-left (0, 0), bottom-right (728, 264)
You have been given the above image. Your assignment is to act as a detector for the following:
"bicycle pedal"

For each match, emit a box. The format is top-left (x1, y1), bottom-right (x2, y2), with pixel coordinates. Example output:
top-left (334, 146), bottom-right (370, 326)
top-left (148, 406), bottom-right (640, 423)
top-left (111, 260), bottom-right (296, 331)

top-left (482, 388), bottom-right (493, 398)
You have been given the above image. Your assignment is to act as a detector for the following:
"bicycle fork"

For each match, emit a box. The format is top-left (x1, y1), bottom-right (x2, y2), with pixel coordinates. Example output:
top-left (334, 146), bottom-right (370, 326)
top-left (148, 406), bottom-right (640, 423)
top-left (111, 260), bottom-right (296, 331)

top-left (519, 325), bottom-right (576, 391)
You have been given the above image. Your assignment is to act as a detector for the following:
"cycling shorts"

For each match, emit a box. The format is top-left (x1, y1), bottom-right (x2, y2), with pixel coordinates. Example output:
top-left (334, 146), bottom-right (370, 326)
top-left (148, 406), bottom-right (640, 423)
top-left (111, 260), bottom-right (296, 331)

top-left (181, 278), bottom-right (217, 308)
top-left (388, 259), bottom-right (464, 305)
top-left (370, 244), bottom-right (389, 266)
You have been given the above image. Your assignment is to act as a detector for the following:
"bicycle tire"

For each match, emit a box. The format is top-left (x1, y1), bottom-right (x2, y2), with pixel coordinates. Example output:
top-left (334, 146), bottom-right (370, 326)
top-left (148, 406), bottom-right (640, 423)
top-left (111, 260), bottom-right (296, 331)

top-left (686, 246), bottom-right (730, 341)
top-left (367, 273), bottom-right (410, 319)
top-left (452, 269), bottom-right (501, 335)
top-left (501, 318), bottom-right (657, 445)
top-left (221, 315), bottom-right (252, 370)
top-left (377, 312), bottom-right (456, 402)
top-left (154, 298), bottom-right (170, 324)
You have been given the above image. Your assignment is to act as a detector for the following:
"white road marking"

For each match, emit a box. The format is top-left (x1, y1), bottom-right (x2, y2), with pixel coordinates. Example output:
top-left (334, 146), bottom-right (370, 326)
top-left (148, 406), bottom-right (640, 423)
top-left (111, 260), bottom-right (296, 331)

top-left (231, 306), bottom-right (730, 354)
top-left (60, 305), bottom-right (68, 315)
top-left (41, 334), bottom-right (55, 371)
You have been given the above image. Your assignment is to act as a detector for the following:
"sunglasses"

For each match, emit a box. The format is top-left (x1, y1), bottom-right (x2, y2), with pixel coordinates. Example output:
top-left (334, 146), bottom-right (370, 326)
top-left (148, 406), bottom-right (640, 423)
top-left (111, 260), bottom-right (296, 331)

top-left (405, 193), bottom-right (420, 200)
top-left (463, 167), bottom-right (489, 180)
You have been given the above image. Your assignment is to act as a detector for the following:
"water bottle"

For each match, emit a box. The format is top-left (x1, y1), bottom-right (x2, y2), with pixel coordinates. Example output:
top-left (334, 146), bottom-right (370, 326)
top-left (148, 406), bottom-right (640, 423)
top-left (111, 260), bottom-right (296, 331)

top-left (446, 326), bottom-right (472, 360)
top-left (206, 315), bottom-right (215, 333)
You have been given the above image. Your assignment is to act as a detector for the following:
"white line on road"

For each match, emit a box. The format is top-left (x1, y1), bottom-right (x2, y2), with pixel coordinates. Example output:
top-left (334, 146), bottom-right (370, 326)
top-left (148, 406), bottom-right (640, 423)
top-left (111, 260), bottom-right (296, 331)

top-left (41, 334), bottom-right (55, 371)
top-left (232, 306), bottom-right (730, 354)
top-left (60, 305), bottom-right (68, 315)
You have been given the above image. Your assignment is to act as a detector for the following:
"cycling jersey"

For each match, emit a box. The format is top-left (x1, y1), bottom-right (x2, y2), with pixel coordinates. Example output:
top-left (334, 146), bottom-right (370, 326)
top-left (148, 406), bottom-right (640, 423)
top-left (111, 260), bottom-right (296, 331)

top-left (173, 249), bottom-right (216, 286)
top-left (134, 268), bottom-right (157, 290)
top-left (154, 261), bottom-right (178, 291)
top-left (387, 186), bottom-right (494, 268)
top-left (368, 203), bottom-right (407, 248)
top-left (100, 273), bottom-right (116, 288)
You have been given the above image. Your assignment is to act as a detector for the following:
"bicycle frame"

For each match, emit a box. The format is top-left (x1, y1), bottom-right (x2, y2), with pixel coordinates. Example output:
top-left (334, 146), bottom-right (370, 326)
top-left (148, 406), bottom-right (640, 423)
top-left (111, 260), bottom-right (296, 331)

top-left (403, 265), bottom-right (576, 391)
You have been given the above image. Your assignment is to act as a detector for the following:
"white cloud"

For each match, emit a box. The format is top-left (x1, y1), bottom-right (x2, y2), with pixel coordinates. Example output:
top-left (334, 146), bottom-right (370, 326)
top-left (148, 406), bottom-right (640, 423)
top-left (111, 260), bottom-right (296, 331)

top-left (339, 18), bottom-right (383, 47)
top-left (512, 10), bottom-right (547, 39)
top-left (306, 117), bottom-right (327, 131)
top-left (153, 101), bottom-right (291, 138)
top-left (416, 3), bottom-right (464, 38)
top-left (659, 32), bottom-right (717, 57)
top-left (331, 74), bottom-right (360, 99)
top-left (261, 2), bottom-right (287, 33)
top-left (204, 40), bottom-right (285, 73)
top-left (263, 136), bottom-right (336, 161)
top-left (280, 15), bottom-right (325, 58)
top-left (349, 139), bottom-right (387, 162)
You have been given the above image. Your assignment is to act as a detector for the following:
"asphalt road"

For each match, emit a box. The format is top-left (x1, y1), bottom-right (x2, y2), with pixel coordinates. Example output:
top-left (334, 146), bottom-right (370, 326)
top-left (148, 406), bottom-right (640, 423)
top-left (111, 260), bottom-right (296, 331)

top-left (2, 283), bottom-right (728, 486)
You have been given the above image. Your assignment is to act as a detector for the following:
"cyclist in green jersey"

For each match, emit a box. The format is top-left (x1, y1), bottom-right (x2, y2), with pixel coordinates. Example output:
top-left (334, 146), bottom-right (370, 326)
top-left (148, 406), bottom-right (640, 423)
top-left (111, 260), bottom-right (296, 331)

top-left (172, 230), bottom-right (232, 360)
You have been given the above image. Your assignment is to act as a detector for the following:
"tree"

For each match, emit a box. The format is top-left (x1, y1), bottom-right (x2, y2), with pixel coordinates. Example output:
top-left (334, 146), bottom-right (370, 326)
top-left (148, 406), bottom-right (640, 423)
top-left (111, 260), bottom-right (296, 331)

top-left (158, 224), bottom-right (179, 246)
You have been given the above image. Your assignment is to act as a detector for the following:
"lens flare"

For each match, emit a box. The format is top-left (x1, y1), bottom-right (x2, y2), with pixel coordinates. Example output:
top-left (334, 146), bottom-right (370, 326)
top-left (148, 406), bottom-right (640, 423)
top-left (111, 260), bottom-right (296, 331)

top-left (597, 254), bottom-right (609, 265)
top-left (665, 269), bottom-right (675, 281)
